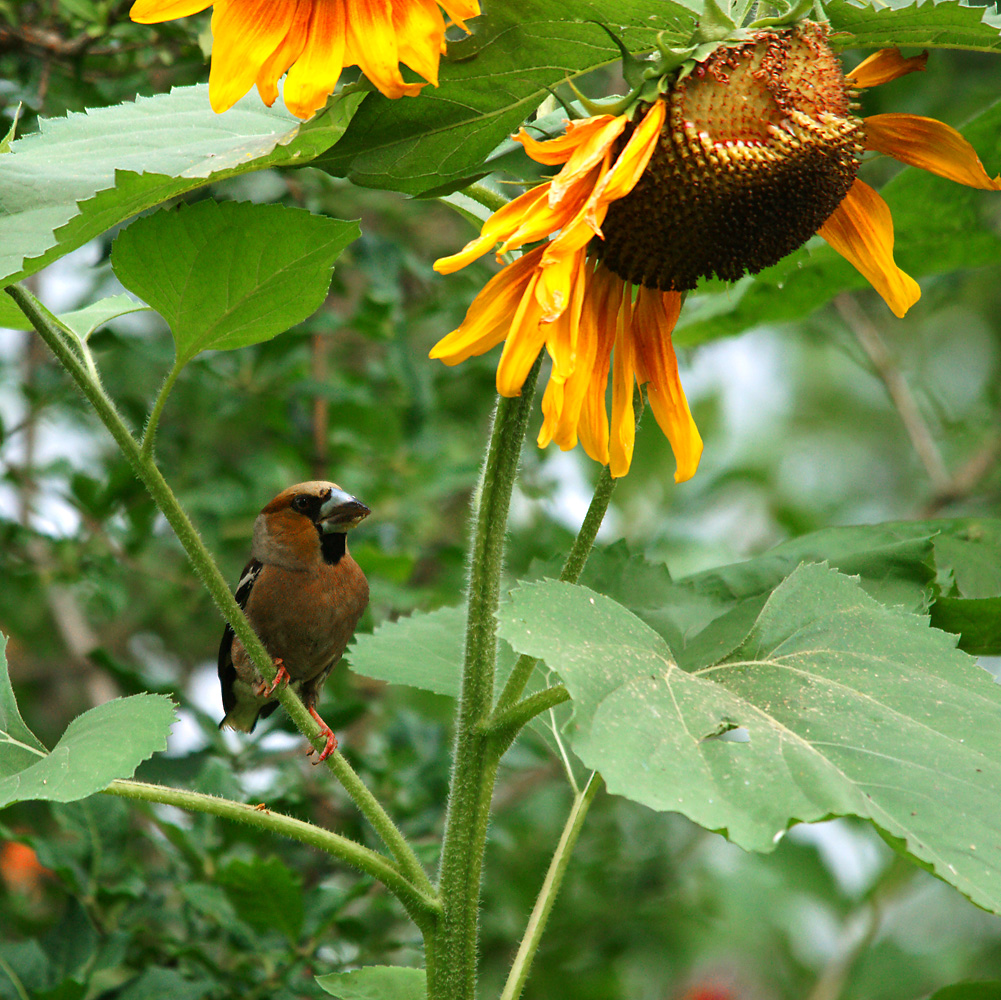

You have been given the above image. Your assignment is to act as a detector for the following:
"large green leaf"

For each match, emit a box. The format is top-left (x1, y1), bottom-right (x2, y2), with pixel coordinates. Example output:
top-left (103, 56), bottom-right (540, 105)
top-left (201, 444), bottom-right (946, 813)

top-left (316, 966), bottom-right (426, 1000)
top-left (0, 633), bottom-right (176, 808)
top-left (928, 984), bottom-right (1001, 1000)
top-left (498, 565), bottom-right (1001, 912)
top-left (311, 0), bottom-right (696, 196)
top-left (111, 201), bottom-right (359, 364)
top-left (217, 857), bottom-right (304, 944)
top-left (828, 0), bottom-right (1001, 52)
top-left (0, 86), bottom-right (363, 286)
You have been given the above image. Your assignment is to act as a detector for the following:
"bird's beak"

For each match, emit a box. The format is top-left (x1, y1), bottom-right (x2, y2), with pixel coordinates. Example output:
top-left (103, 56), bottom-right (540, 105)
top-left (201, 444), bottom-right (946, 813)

top-left (318, 488), bottom-right (370, 533)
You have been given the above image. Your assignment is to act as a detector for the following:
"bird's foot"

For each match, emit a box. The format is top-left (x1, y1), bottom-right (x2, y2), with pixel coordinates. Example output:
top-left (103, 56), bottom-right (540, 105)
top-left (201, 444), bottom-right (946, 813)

top-left (254, 659), bottom-right (289, 699)
top-left (305, 705), bottom-right (338, 763)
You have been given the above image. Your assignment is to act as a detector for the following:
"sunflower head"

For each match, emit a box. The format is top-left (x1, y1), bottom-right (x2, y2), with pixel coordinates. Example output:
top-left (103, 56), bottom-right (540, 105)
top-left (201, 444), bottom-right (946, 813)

top-left (597, 21), bottom-right (864, 291)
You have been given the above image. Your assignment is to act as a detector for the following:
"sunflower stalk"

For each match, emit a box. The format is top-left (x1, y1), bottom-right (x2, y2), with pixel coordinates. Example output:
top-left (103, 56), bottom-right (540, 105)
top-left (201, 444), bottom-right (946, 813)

top-left (5, 281), bottom-right (434, 906)
top-left (430, 354), bottom-right (542, 1000)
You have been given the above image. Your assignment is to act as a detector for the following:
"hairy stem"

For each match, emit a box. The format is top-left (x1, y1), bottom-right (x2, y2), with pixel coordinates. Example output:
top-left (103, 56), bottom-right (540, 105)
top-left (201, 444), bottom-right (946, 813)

top-left (499, 773), bottom-right (603, 1000)
top-left (141, 359), bottom-right (183, 460)
top-left (494, 463), bottom-right (616, 714)
top-left (7, 282), bottom-right (432, 900)
top-left (104, 779), bottom-right (439, 928)
top-left (486, 684), bottom-right (571, 748)
top-left (429, 356), bottom-right (542, 1000)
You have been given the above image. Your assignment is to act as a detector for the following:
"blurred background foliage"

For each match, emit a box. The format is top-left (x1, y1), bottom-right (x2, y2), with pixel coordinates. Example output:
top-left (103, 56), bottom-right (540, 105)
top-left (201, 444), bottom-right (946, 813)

top-left (2, 3), bottom-right (1001, 999)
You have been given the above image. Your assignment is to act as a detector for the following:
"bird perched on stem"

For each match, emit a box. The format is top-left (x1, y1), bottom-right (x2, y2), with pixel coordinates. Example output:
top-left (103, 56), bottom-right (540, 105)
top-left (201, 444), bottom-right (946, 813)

top-left (218, 481), bottom-right (370, 761)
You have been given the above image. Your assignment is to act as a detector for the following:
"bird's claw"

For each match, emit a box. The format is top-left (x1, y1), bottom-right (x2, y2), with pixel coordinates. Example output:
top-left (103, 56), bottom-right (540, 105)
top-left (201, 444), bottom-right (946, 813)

top-left (307, 704), bottom-right (338, 763)
top-left (254, 659), bottom-right (289, 699)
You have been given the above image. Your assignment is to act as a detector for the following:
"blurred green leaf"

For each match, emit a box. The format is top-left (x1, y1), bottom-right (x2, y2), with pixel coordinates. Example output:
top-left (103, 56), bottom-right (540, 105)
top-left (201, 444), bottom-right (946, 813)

top-left (0, 638), bottom-right (176, 807)
top-left (316, 966), bottom-right (426, 1000)
top-left (0, 86), bottom-right (363, 285)
top-left (929, 985), bottom-right (1001, 1000)
top-left (499, 565), bottom-right (1001, 912)
top-left (115, 968), bottom-right (215, 1000)
top-left (111, 200), bottom-right (359, 365)
top-left (217, 856), bottom-right (304, 944)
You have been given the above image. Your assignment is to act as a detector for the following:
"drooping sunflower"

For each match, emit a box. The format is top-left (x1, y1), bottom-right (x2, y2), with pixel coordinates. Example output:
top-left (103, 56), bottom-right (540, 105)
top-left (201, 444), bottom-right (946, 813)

top-left (431, 23), bottom-right (1001, 480)
top-left (130, 0), bottom-right (481, 119)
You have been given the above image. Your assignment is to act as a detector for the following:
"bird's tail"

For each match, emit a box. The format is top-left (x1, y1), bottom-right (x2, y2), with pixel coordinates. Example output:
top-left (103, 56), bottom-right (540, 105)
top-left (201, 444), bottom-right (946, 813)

top-left (219, 704), bottom-right (261, 733)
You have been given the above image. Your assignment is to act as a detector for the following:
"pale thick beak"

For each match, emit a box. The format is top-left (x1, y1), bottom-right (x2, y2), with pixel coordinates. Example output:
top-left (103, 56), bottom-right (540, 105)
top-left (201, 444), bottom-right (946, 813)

top-left (318, 488), bottom-right (370, 533)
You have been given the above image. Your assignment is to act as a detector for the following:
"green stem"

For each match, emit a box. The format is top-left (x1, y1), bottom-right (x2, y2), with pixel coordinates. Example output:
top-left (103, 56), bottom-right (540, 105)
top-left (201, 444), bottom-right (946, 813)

top-left (429, 356), bottom-right (543, 1000)
top-left (7, 282), bottom-right (432, 901)
top-left (104, 779), bottom-right (439, 929)
top-left (141, 359), bottom-right (184, 460)
top-left (494, 463), bottom-right (616, 715)
top-left (499, 773), bottom-right (603, 1000)
top-left (460, 181), bottom-right (510, 215)
top-left (485, 684), bottom-right (570, 746)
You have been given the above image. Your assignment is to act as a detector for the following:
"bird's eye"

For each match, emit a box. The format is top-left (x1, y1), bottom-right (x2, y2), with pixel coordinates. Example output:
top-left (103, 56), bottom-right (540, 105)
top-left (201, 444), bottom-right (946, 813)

top-left (293, 496), bottom-right (311, 512)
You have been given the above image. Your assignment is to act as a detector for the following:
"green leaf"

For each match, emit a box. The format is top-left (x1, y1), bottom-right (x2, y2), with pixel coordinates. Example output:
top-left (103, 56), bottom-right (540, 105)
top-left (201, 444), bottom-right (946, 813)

top-left (498, 565), bottom-right (1001, 913)
top-left (0, 638), bottom-right (176, 808)
top-left (312, 0), bottom-right (697, 196)
top-left (0, 85), bottom-right (363, 286)
top-left (57, 295), bottom-right (152, 341)
top-left (828, 0), bottom-right (1001, 53)
top-left (675, 96), bottom-right (1001, 346)
top-left (928, 984), bottom-right (1001, 1000)
top-left (115, 969), bottom-right (215, 1000)
top-left (217, 856), bottom-right (304, 944)
top-left (316, 966), bottom-right (426, 1000)
top-left (111, 201), bottom-right (359, 364)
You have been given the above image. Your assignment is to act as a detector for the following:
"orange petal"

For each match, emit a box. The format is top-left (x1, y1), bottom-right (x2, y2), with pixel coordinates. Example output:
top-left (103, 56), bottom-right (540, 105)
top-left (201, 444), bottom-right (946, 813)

top-left (590, 99), bottom-right (665, 209)
top-left (846, 49), bottom-right (928, 88)
top-left (538, 374), bottom-right (566, 449)
top-left (632, 287), bottom-right (702, 483)
top-left (864, 113), bottom-right (1001, 190)
top-left (430, 246), bottom-right (544, 365)
top-left (438, 0), bottom-right (480, 31)
top-left (817, 179), bottom-right (920, 319)
top-left (544, 249), bottom-right (587, 379)
top-left (549, 116), bottom-right (627, 203)
top-left (280, 0), bottom-right (347, 118)
top-left (608, 276), bottom-right (636, 479)
top-left (515, 114), bottom-right (621, 166)
top-left (208, 0), bottom-right (297, 113)
top-left (130, 0), bottom-right (212, 23)
top-left (254, 0), bottom-right (310, 107)
top-left (576, 265), bottom-right (618, 466)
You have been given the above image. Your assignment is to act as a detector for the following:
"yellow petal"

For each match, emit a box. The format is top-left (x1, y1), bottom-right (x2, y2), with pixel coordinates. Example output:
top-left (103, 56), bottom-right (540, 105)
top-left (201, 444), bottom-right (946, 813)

top-left (543, 250), bottom-right (586, 379)
top-left (632, 287), bottom-right (703, 483)
top-left (280, 0), bottom-right (347, 118)
top-left (438, 0), bottom-right (480, 31)
top-left (345, 0), bottom-right (420, 99)
top-left (865, 113), bottom-right (1001, 190)
top-left (608, 276), bottom-right (636, 479)
top-left (817, 179), bottom-right (920, 319)
top-left (534, 243), bottom-right (583, 321)
top-left (394, 0), bottom-right (445, 87)
top-left (590, 99), bottom-right (665, 209)
top-left (495, 270), bottom-right (548, 396)
top-left (515, 114), bottom-right (620, 166)
top-left (537, 375), bottom-right (565, 449)
top-left (846, 48), bottom-right (928, 88)
top-left (549, 116), bottom-right (626, 203)
top-left (208, 0), bottom-right (297, 113)
top-left (434, 184), bottom-right (552, 273)
top-left (254, 0), bottom-right (310, 107)
top-left (576, 265), bottom-right (617, 466)
top-left (430, 246), bottom-right (544, 364)
top-left (130, 0), bottom-right (212, 23)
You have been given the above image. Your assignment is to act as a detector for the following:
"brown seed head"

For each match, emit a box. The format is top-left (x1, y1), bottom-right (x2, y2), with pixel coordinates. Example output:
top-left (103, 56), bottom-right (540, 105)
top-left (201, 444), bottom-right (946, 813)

top-left (597, 22), bottom-right (864, 290)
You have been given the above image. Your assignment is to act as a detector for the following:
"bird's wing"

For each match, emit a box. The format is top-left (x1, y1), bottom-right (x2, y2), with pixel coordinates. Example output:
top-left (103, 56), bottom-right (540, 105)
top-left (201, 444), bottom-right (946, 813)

top-left (217, 558), bottom-right (263, 717)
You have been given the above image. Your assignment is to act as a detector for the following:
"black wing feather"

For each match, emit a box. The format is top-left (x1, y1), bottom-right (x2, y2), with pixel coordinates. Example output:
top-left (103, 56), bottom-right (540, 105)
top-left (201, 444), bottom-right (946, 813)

top-left (217, 559), bottom-right (263, 722)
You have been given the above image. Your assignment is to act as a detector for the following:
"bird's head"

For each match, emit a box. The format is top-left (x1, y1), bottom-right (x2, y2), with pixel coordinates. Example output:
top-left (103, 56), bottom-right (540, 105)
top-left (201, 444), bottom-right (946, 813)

top-left (254, 481), bottom-right (370, 566)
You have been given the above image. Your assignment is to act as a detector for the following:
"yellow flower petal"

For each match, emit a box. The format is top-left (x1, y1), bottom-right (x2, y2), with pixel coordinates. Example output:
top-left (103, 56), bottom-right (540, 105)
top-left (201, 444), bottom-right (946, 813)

top-left (817, 179), bottom-right (921, 318)
top-left (346, 0), bottom-right (421, 99)
top-left (543, 249), bottom-right (586, 379)
top-left (280, 0), bottom-right (347, 118)
top-left (438, 0), bottom-right (480, 31)
top-left (130, 0), bottom-right (212, 23)
top-left (576, 266), bottom-right (617, 467)
top-left (394, 0), bottom-right (446, 88)
top-left (865, 113), bottom-right (1001, 190)
top-left (254, 0), bottom-right (310, 107)
top-left (208, 0), bottom-right (296, 113)
top-left (538, 375), bottom-right (565, 448)
top-left (846, 48), bottom-right (928, 88)
top-left (549, 116), bottom-right (626, 203)
top-left (430, 247), bottom-right (544, 364)
top-left (495, 270), bottom-right (548, 397)
top-left (608, 276), bottom-right (636, 479)
top-left (590, 99), bottom-right (665, 208)
top-left (632, 287), bottom-right (703, 483)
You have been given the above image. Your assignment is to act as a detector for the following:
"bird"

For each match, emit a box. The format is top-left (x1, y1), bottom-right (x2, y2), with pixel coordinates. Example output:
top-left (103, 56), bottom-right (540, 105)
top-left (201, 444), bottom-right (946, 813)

top-left (217, 481), bottom-right (370, 761)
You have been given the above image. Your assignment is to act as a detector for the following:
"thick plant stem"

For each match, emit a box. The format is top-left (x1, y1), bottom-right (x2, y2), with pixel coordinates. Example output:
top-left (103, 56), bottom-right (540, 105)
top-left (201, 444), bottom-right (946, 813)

top-left (7, 283), bottom-right (432, 900)
top-left (494, 463), bottom-right (617, 714)
top-left (104, 779), bottom-right (439, 929)
top-left (429, 357), bottom-right (542, 1000)
top-left (499, 773), bottom-right (602, 1000)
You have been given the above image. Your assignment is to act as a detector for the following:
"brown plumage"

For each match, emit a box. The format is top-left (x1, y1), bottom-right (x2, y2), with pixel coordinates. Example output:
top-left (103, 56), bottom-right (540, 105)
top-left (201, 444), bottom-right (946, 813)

top-left (217, 481), bottom-right (370, 760)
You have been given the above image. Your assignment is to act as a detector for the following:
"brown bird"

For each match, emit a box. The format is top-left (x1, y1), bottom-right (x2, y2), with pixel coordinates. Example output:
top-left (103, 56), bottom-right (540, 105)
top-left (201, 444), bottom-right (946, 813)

top-left (218, 481), bottom-right (370, 760)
